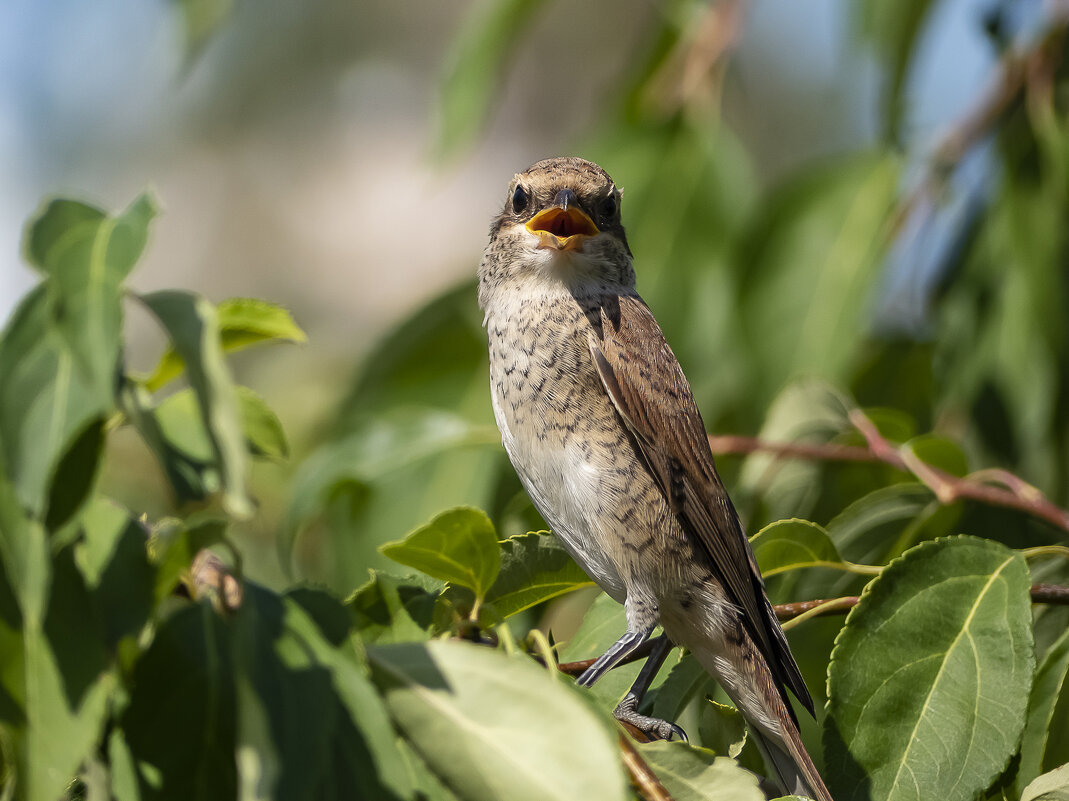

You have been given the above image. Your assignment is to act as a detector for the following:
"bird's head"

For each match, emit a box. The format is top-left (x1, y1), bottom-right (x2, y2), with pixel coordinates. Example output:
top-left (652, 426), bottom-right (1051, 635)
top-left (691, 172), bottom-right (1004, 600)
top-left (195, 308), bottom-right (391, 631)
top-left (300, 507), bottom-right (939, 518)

top-left (479, 157), bottom-right (634, 307)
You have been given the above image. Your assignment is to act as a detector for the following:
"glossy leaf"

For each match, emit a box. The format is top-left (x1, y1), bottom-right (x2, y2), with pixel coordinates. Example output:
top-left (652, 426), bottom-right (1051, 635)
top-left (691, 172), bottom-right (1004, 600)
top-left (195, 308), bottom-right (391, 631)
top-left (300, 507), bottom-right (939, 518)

top-left (367, 639), bottom-right (628, 801)
top-left (637, 741), bottom-right (764, 801)
top-left (825, 536), bottom-right (1034, 801)
top-left (380, 507), bottom-right (500, 603)
top-left (141, 291), bottom-right (252, 518)
top-left (484, 532), bottom-right (593, 619)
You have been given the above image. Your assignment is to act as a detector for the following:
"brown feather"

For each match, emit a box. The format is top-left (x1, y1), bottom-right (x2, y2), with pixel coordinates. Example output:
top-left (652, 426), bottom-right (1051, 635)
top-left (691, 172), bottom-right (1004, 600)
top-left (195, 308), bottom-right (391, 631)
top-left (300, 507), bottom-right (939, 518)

top-left (587, 294), bottom-right (814, 716)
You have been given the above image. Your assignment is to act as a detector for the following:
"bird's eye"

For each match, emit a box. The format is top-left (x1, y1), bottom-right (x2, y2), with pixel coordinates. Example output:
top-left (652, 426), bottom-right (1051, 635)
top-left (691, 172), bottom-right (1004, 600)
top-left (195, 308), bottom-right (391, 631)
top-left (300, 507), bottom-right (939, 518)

top-left (512, 185), bottom-right (530, 214)
top-left (601, 191), bottom-right (618, 218)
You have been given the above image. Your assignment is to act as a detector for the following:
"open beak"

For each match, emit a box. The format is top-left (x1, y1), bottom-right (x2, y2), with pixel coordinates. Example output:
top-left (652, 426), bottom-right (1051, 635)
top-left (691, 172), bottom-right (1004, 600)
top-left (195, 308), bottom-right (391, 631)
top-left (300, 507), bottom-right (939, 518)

top-left (525, 206), bottom-right (599, 252)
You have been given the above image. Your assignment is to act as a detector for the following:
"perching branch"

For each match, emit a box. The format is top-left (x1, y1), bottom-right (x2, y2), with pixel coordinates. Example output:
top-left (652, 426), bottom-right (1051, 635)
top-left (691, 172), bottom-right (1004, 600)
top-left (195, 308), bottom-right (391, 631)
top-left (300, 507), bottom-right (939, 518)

top-left (619, 733), bottom-right (675, 801)
top-left (556, 584), bottom-right (1069, 676)
top-left (708, 409), bottom-right (1069, 534)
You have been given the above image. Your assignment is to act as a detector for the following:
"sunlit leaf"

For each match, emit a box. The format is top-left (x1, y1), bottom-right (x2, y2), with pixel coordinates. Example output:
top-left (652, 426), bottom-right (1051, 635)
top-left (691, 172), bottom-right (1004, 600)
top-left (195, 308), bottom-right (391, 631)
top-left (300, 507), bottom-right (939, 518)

top-left (1021, 764), bottom-right (1069, 801)
top-left (144, 297), bottom-right (305, 392)
top-left (825, 536), bottom-right (1033, 801)
top-left (637, 741), bottom-right (764, 801)
top-left (367, 639), bottom-right (628, 801)
top-left (380, 507), bottom-right (500, 603)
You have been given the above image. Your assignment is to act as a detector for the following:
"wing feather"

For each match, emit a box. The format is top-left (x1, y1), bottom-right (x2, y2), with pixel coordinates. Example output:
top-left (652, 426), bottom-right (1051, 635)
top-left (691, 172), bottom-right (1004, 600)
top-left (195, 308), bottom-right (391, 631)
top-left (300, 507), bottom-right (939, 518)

top-left (587, 294), bottom-right (813, 714)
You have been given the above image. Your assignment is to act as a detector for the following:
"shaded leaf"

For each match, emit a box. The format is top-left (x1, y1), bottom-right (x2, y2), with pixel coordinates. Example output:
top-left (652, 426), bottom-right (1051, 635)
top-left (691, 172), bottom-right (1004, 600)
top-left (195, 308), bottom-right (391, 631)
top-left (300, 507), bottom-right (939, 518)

top-left (146, 513), bottom-right (227, 603)
top-left (367, 639), bottom-right (628, 801)
top-left (558, 593), bottom-right (639, 705)
top-left (141, 291), bottom-right (252, 518)
top-left (1017, 626), bottom-right (1069, 794)
top-left (380, 507), bottom-right (500, 603)
top-left (825, 536), bottom-right (1034, 801)
top-left (637, 741), bottom-right (764, 801)
top-left (347, 571), bottom-right (438, 644)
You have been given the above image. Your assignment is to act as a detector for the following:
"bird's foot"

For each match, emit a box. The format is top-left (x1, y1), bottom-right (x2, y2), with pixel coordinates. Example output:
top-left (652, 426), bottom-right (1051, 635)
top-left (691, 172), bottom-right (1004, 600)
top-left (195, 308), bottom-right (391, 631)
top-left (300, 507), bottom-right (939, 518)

top-left (613, 693), bottom-right (688, 742)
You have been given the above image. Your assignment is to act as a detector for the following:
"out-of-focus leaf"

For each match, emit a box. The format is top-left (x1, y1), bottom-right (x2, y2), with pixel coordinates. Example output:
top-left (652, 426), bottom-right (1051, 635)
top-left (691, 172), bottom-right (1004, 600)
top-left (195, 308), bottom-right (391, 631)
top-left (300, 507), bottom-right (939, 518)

top-left (348, 571), bottom-right (438, 644)
top-left (1, 195), bottom-right (154, 518)
top-left (121, 602), bottom-right (237, 800)
top-left (75, 499), bottom-right (154, 647)
top-left (436, 0), bottom-right (548, 159)
top-left (636, 741), bottom-right (764, 801)
top-left (233, 585), bottom-right (413, 801)
top-left (367, 639), bottom-right (628, 801)
top-left (855, 0), bottom-right (937, 136)
top-left (851, 340), bottom-right (935, 431)
top-left (170, 0), bottom-right (234, 55)
top-left (902, 434), bottom-right (969, 477)
top-left (141, 291), bottom-right (252, 518)
top-left (1022, 764), bottom-right (1069, 801)
top-left (380, 507), bottom-right (500, 603)
top-left (558, 593), bottom-right (638, 705)
top-left (750, 519), bottom-right (846, 577)
top-left (154, 385), bottom-right (289, 463)
top-left (738, 155), bottom-right (899, 406)
top-left (284, 407), bottom-right (501, 583)
top-left (144, 298), bottom-right (305, 392)
top-left (825, 536), bottom-right (1034, 801)
top-left (484, 532), bottom-right (593, 619)
top-left (1017, 627), bottom-right (1069, 794)
top-left (146, 513), bottom-right (227, 603)
top-left (236, 385), bottom-right (288, 460)
top-left (736, 379), bottom-right (852, 524)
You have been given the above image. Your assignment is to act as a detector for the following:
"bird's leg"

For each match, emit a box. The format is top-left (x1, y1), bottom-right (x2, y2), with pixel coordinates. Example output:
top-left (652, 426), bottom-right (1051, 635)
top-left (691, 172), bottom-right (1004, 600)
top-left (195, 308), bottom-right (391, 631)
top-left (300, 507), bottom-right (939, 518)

top-left (612, 635), bottom-right (687, 742)
top-left (575, 626), bottom-right (655, 687)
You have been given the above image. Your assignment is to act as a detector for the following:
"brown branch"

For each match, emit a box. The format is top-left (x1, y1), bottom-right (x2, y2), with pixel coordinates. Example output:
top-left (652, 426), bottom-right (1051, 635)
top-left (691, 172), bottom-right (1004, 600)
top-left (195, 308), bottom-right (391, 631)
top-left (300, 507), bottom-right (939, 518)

top-left (706, 411), bottom-right (1069, 534)
top-left (559, 585), bottom-right (1069, 675)
top-left (619, 733), bottom-right (675, 801)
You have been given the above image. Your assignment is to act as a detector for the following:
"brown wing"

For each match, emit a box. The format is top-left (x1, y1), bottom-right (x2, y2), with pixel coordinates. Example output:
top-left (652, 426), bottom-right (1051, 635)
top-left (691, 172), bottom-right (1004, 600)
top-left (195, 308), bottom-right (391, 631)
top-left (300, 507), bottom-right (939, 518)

top-left (587, 293), bottom-right (813, 715)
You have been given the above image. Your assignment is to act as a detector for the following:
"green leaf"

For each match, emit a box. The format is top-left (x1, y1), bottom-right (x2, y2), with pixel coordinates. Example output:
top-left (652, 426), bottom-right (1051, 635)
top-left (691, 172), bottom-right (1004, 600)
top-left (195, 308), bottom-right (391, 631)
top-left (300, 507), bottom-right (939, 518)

top-left (121, 602), bottom-right (237, 801)
top-left (855, 0), bottom-right (937, 138)
top-left (636, 741), bottom-right (764, 801)
top-left (1022, 764), bottom-right (1069, 801)
top-left (170, 0), bottom-right (235, 55)
top-left (738, 155), bottom-right (899, 404)
top-left (236, 385), bottom-right (288, 460)
top-left (558, 593), bottom-right (638, 706)
top-left (1017, 626), bottom-right (1069, 794)
top-left (367, 639), bottom-right (628, 801)
top-left (824, 536), bottom-right (1034, 801)
top-left (147, 514), bottom-right (227, 603)
top-left (902, 434), bottom-right (969, 478)
top-left (436, 0), bottom-right (548, 159)
top-left (484, 532), bottom-right (593, 619)
top-left (232, 585), bottom-right (413, 801)
top-left (1, 195), bottom-right (154, 518)
top-left (141, 291), bottom-right (252, 518)
top-left (348, 571), bottom-right (438, 644)
top-left (144, 298), bottom-right (305, 393)
top-left (697, 699), bottom-right (750, 762)
top-left (380, 507), bottom-right (500, 603)
top-left (649, 652), bottom-right (712, 725)
top-left (750, 519), bottom-right (846, 577)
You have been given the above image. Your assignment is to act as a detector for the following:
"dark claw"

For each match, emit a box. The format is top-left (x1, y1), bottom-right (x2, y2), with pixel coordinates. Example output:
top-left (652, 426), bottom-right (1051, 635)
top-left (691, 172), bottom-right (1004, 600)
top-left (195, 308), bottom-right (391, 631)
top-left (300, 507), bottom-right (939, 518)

top-left (613, 693), bottom-right (689, 742)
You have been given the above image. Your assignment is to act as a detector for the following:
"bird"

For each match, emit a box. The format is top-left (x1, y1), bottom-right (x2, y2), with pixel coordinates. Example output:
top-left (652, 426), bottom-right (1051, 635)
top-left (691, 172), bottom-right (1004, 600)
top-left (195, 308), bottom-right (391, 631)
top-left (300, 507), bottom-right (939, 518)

top-left (478, 156), bottom-right (833, 801)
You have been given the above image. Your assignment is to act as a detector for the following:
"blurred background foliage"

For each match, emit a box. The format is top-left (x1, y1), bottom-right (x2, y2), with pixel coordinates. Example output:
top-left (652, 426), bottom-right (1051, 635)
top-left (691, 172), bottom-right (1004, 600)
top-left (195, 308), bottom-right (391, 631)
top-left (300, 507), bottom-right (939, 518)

top-left (1, 0), bottom-right (1068, 603)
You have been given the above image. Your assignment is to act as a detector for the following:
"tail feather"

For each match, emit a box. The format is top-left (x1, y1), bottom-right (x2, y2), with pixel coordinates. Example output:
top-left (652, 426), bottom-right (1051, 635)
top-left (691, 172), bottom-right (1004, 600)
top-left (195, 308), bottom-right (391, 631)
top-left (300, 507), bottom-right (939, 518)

top-left (749, 725), bottom-right (833, 801)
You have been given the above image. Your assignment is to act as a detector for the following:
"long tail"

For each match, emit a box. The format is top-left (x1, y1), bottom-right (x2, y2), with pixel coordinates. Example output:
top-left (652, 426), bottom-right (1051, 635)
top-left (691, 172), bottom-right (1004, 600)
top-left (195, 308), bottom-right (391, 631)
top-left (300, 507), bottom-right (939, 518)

top-left (686, 638), bottom-right (834, 801)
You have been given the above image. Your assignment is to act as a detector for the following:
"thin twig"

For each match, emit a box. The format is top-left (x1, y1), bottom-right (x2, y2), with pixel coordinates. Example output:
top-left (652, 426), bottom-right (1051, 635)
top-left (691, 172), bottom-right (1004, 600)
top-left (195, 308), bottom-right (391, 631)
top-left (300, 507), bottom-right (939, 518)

top-left (707, 412), bottom-right (1069, 534)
